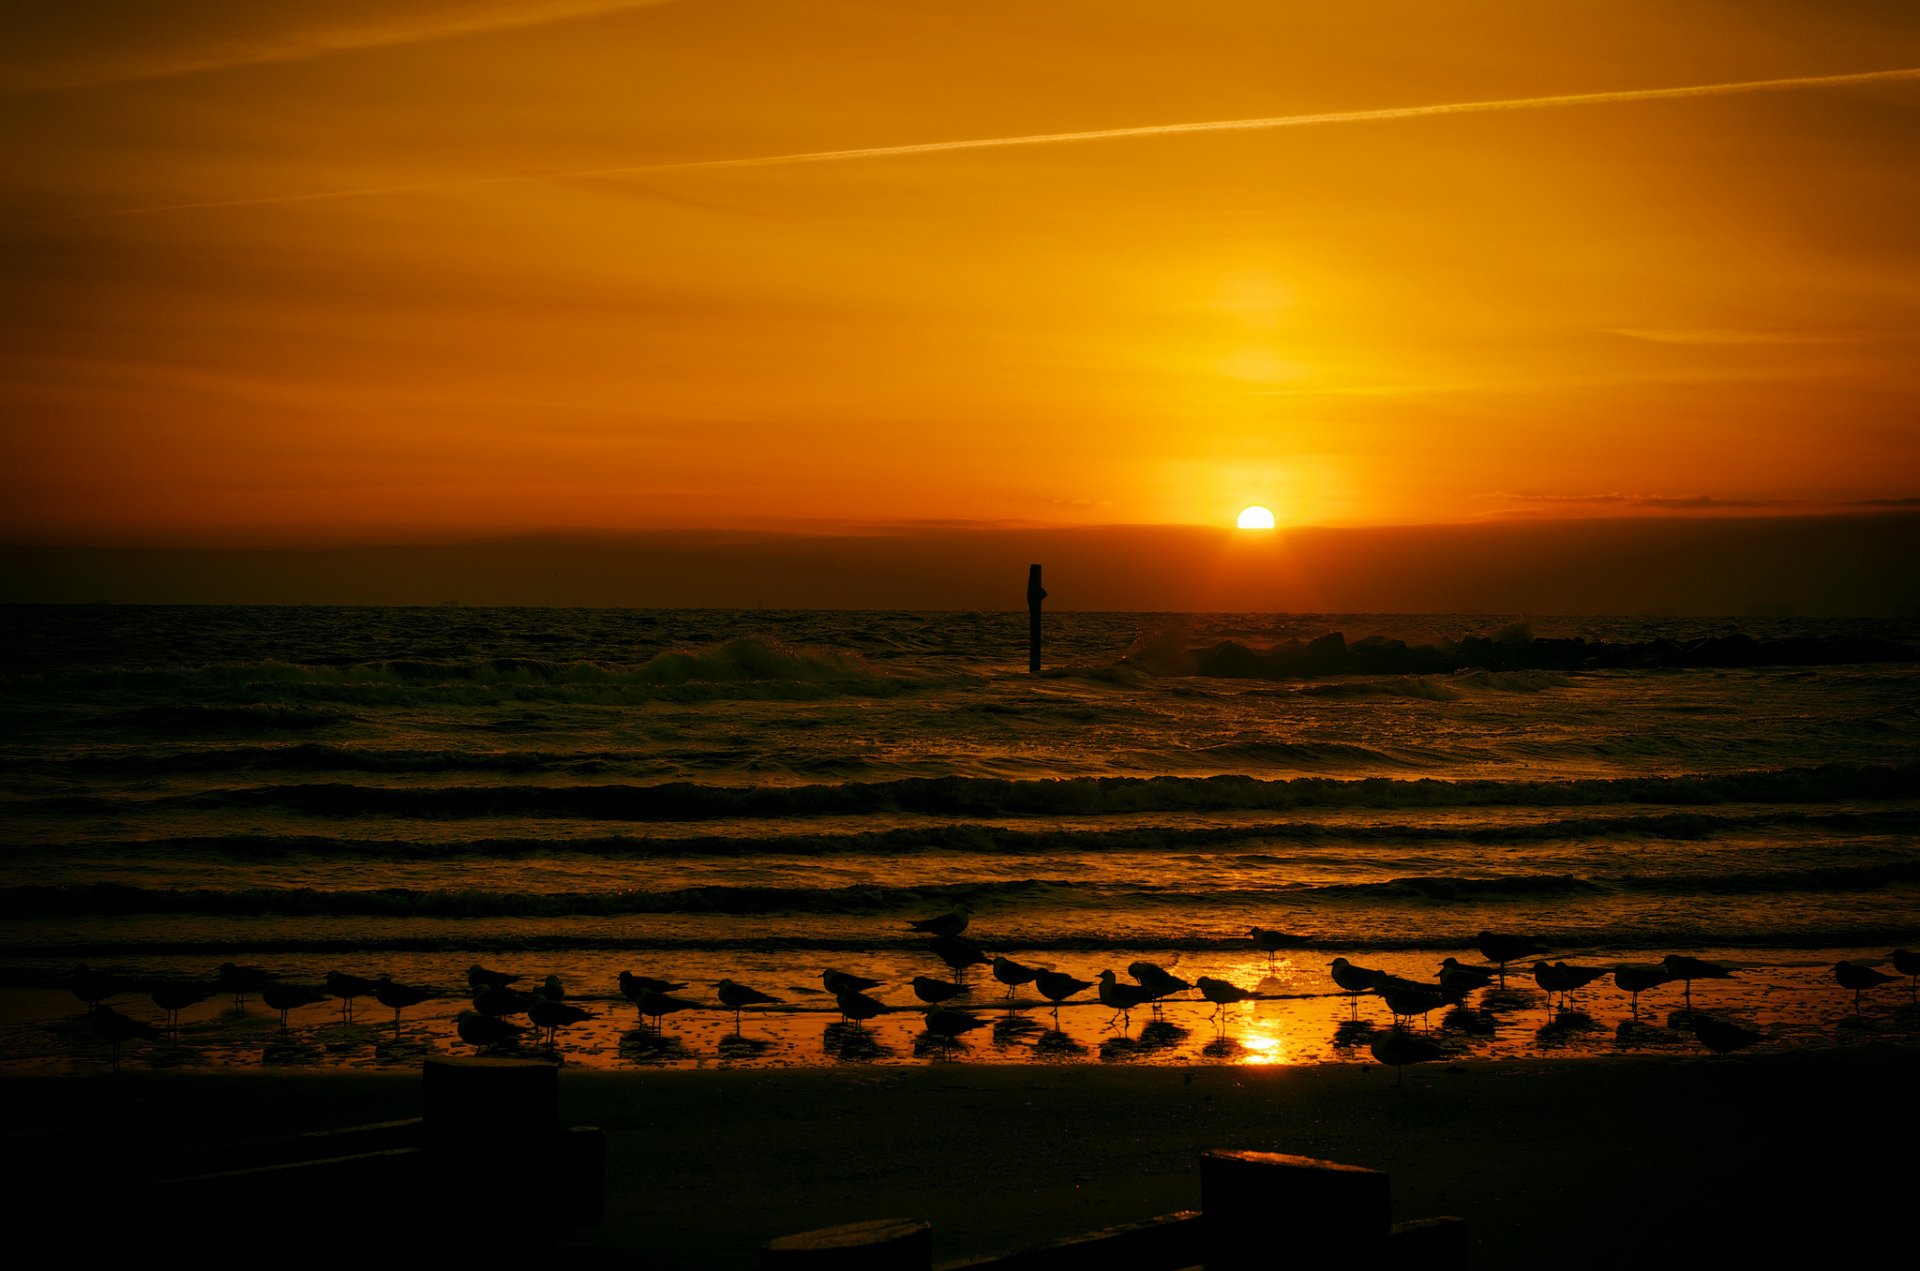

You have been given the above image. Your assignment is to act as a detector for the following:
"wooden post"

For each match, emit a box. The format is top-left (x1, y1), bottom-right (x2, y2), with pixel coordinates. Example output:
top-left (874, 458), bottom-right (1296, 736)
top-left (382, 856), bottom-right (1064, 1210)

top-left (763, 1218), bottom-right (933, 1269)
top-left (1027, 564), bottom-right (1046, 674)
top-left (1200, 1149), bottom-right (1391, 1269)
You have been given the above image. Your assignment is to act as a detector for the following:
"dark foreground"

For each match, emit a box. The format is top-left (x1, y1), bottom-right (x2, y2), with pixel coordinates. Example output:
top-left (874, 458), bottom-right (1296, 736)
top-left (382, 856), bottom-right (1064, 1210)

top-left (7, 1049), bottom-right (1913, 1267)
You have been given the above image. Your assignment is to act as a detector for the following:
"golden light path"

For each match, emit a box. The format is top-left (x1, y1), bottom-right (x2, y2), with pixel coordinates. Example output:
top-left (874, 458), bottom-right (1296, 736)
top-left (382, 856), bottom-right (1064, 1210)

top-left (1237, 505), bottom-right (1278, 530)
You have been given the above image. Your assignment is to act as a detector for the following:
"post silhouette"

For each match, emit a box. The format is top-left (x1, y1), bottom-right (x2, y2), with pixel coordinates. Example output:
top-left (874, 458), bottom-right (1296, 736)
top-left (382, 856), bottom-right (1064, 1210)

top-left (1027, 564), bottom-right (1046, 674)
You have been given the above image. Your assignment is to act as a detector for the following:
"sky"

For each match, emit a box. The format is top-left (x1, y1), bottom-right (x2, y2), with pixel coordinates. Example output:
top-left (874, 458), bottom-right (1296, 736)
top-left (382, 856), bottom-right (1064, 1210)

top-left (2, 2), bottom-right (1918, 607)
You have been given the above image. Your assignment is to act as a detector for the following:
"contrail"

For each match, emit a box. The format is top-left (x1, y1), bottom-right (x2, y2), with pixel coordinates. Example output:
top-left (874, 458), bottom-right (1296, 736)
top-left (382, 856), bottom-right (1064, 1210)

top-left (81, 65), bottom-right (1920, 219)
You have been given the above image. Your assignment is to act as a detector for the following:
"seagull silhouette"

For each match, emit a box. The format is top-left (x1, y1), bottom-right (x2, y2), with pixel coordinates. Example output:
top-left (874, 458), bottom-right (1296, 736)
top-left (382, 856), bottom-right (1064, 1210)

top-left (1833, 961), bottom-right (1897, 1015)
top-left (632, 989), bottom-right (699, 1032)
top-left (1375, 974), bottom-right (1447, 1029)
top-left (1613, 965), bottom-right (1674, 1020)
top-left (821, 968), bottom-right (883, 995)
top-left (715, 979), bottom-right (781, 1032)
top-left (261, 983), bottom-right (327, 1027)
top-left (992, 956), bottom-right (1041, 999)
top-left (1476, 931), bottom-right (1548, 985)
top-left (1196, 976), bottom-right (1256, 1020)
top-left (912, 975), bottom-right (964, 1005)
top-left (91, 1005), bottom-right (160, 1068)
top-left (324, 971), bottom-right (382, 1021)
top-left (471, 985), bottom-right (535, 1018)
top-left (527, 996), bottom-right (595, 1047)
top-left (455, 1010), bottom-right (525, 1051)
top-left (1436, 958), bottom-right (1493, 1001)
top-left (1889, 949), bottom-right (1920, 1002)
top-left (922, 1006), bottom-right (987, 1050)
top-left (1127, 962), bottom-right (1192, 1013)
top-left (1248, 926), bottom-right (1304, 970)
top-left (1370, 1029), bottom-right (1445, 1084)
top-left (618, 971), bottom-right (687, 1014)
top-left (1032, 970), bottom-right (1092, 1023)
top-left (929, 935), bottom-right (990, 974)
top-left (1096, 970), bottom-right (1153, 1029)
top-left (466, 963), bottom-right (521, 992)
top-left (1660, 955), bottom-right (1735, 1012)
top-left (373, 978), bottom-right (435, 1031)
top-left (70, 965), bottom-right (123, 1013)
top-left (834, 988), bottom-right (888, 1029)
top-left (907, 910), bottom-right (970, 938)
top-left (149, 982), bottom-right (208, 1034)
top-left (215, 961), bottom-right (274, 1008)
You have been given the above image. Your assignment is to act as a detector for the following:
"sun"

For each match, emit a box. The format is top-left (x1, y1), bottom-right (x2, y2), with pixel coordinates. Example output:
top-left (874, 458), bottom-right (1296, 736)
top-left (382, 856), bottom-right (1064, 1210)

top-left (1236, 504), bottom-right (1277, 530)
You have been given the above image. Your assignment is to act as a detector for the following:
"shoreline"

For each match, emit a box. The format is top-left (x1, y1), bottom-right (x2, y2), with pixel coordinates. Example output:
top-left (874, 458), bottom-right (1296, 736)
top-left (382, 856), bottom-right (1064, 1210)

top-left (8, 1047), bottom-right (1914, 1267)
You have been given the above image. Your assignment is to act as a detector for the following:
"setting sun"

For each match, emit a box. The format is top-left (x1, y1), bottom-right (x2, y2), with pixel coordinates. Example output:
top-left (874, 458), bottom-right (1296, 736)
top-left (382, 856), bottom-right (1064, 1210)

top-left (1236, 505), bottom-right (1277, 530)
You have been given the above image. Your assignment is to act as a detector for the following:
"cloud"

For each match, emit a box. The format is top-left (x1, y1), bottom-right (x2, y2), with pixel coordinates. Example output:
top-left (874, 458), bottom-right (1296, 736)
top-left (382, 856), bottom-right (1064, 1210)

top-left (1495, 493), bottom-right (1920, 514)
top-left (76, 63), bottom-right (1920, 219)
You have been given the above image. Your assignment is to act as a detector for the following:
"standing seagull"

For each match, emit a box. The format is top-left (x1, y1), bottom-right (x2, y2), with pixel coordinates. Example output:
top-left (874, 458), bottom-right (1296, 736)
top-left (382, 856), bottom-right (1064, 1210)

top-left (1328, 958), bottom-right (1380, 1016)
top-left (1614, 965), bottom-right (1674, 1021)
top-left (91, 1005), bottom-right (160, 1069)
top-left (1369, 1030), bottom-right (1444, 1084)
top-left (834, 988), bottom-right (888, 1030)
top-left (1128, 962), bottom-right (1191, 1015)
top-left (992, 957), bottom-right (1041, 1000)
top-left (262, 983), bottom-right (327, 1028)
top-left (466, 963), bottom-right (521, 992)
top-left (715, 979), bottom-right (781, 1033)
top-left (1889, 949), bottom-right (1920, 1002)
top-left (822, 968), bottom-right (883, 995)
top-left (150, 982), bottom-right (208, 1036)
top-left (632, 989), bottom-right (699, 1032)
top-left (1476, 932), bottom-right (1548, 986)
top-left (1833, 961), bottom-right (1897, 1015)
top-left (1437, 958), bottom-right (1493, 1002)
top-left (1660, 955), bottom-right (1735, 1013)
top-left (1096, 970), bottom-right (1153, 1030)
top-left (912, 975), bottom-right (964, 1006)
top-left (1032, 970), bottom-right (1093, 1024)
top-left (922, 1007), bottom-right (987, 1054)
top-left (527, 996), bottom-right (595, 1048)
top-left (1196, 976), bottom-right (1257, 1021)
top-left (929, 935), bottom-right (990, 975)
top-left (373, 978), bottom-right (435, 1032)
top-left (907, 910), bottom-right (970, 938)
top-left (325, 971), bottom-right (382, 1021)
top-left (215, 962), bottom-right (274, 1009)
top-left (71, 965), bottom-right (124, 1014)
top-left (1248, 927), bottom-right (1304, 971)
top-left (456, 1010), bottom-right (524, 1052)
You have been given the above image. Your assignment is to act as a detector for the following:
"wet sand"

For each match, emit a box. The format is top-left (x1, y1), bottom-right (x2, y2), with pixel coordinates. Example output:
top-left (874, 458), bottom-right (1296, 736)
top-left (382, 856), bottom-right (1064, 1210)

top-left (7, 1047), bottom-right (1913, 1267)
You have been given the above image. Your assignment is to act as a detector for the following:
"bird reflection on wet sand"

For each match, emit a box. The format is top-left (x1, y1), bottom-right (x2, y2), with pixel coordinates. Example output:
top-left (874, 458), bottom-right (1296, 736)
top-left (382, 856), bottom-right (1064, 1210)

top-left (823, 1021), bottom-right (888, 1062)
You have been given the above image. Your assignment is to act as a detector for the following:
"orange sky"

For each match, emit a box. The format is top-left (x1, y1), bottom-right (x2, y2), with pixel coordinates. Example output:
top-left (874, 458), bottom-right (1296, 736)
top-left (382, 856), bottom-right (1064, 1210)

top-left (3, 1), bottom-right (1919, 548)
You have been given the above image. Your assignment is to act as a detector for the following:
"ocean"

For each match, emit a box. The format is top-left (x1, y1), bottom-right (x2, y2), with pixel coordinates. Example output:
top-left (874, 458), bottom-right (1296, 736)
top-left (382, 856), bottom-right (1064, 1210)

top-left (3, 605), bottom-right (1917, 1069)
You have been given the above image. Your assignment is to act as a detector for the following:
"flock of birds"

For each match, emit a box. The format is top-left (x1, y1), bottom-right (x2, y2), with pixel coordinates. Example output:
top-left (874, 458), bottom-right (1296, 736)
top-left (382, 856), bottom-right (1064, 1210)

top-left (61, 921), bottom-right (1920, 1076)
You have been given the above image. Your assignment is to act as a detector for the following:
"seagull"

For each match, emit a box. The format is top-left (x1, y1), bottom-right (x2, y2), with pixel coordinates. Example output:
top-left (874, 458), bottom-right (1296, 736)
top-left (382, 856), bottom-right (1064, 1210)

top-left (466, 963), bottom-right (521, 992)
top-left (71, 965), bottom-right (124, 1013)
top-left (1127, 962), bottom-right (1192, 1011)
top-left (1613, 965), bottom-right (1674, 1020)
top-left (261, 983), bottom-right (328, 1028)
top-left (1248, 927), bottom-right (1304, 970)
top-left (632, 989), bottom-right (699, 1032)
top-left (527, 996), bottom-right (595, 1047)
top-left (992, 956), bottom-right (1041, 999)
top-left (1437, 958), bottom-right (1493, 1001)
top-left (91, 1005), bottom-right (160, 1067)
top-left (1833, 961), bottom-right (1897, 1015)
top-left (538, 975), bottom-right (567, 1002)
top-left (215, 961), bottom-right (275, 1008)
top-left (1660, 955), bottom-right (1735, 1012)
top-left (1890, 949), bottom-right (1920, 1002)
top-left (912, 975), bottom-right (965, 1006)
top-left (907, 910), bottom-right (970, 938)
top-left (1476, 931), bottom-right (1548, 985)
top-left (1369, 1029), bottom-right (1445, 1084)
top-left (1096, 970), bottom-right (1153, 1029)
top-left (373, 978), bottom-right (435, 1030)
top-left (472, 985), bottom-right (535, 1018)
top-left (822, 968), bottom-right (883, 995)
top-left (834, 988), bottom-right (888, 1029)
top-left (715, 979), bottom-right (781, 1032)
top-left (455, 1010), bottom-right (524, 1051)
top-left (1691, 1014), bottom-right (1765, 1056)
top-left (1196, 976), bottom-right (1257, 1020)
top-left (1329, 957), bottom-right (1381, 1001)
top-left (324, 971), bottom-right (382, 1021)
top-left (1545, 962), bottom-right (1608, 1009)
top-left (929, 935), bottom-right (990, 974)
top-left (149, 982), bottom-right (208, 1034)
top-left (1032, 970), bottom-right (1093, 1023)
top-left (1375, 974), bottom-right (1447, 1029)
top-left (618, 971), bottom-right (688, 1010)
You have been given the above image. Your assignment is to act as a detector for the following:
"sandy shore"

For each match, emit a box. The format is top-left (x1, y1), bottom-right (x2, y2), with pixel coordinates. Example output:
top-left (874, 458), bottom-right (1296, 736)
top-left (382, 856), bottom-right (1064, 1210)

top-left (7, 1047), bottom-right (1913, 1267)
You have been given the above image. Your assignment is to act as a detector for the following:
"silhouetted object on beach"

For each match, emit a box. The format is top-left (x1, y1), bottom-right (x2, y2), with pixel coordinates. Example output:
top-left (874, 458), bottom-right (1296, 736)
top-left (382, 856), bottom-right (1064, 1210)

top-left (715, 979), bottom-right (780, 1032)
top-left (70, 964), bottom-right (123, 1013)
top-left (992, 956), bottom-right (1040, 999)
top-left (1661, 955), bottom-right (1735, 1012)
top-left (1249, 926), bottom-right (1304, 970)
top-left (617, 971), bottom-right (686, 1008)
top-left (527, 996), bottom-right (594, 1047)
top-left (473, 985), bottom-right (535, 1018)
top-left (466, 963), bottom-right (520, 992)
top-left (1033, 970), bottom-right (1093, 1022)
top-left (374, 978), bottom-right (435, 1030)
top-left (455, 1010), bottom-right (524, 1052)
top-left (1375, 974), bottom-right (1447, 1029)
top-left (1833, 961), bottom-right (1896, 1015)
top-left (325, 970), bottom-right (382, 1021)
top-left (632, 989), bottom-right (698, 1032)
top-left (1476, 931), bottom-right (1547, 985)
top-left (1890, 949), bottom-right (1920, 1001)
top-left (1691, 1014), bottom-right (1764, 1056)
top-left (822, 968), bottom-right (883, 995)
top-left (1027, 563), bottom-right (1046, 674)
top-left (1614, 965), bottom-right (1675, 1020)
top-left (1437, 957), bottom-right (1493, 1001)
top-left (911, 975), bottom-right (963, 1006)
top-left (1329, 958), bottom-right (1379, 1015)
top-left (1097, 970), bottom-right (1153, 1029)
top-left (834, 988), bottom-right (888, 1029)
top-left (1129, 961), bottom-right (1191, 1014)
top-left (922, 1007), bottom-right (987, 1052)
top-left (262, 983), bottom-right (327, 1028)
top-left (906, 910), bottom-right (968, 938)
top-left (928, 935), bottom-right (989, 975)
top-left (1197, 976), bottom-right (1256, 1020)
top-left (215, 961), bottom-right (274, 1008)
top-left (150, 982), bottom-right (208, 1034)
top-left (92, 1004), bottom-right (159, 1067)
top-left (1369, 1029), bottom-right (1444, 1084)
top-left (539, 974), bottom-right (566, 1002)
top-left (1535, 961), bottom-right (1607, 1011)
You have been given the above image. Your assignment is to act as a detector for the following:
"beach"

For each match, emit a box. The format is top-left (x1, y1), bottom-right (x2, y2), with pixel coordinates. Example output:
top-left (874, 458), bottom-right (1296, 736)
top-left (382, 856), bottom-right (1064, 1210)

top-left (10, 1048), bottom-right (1913, 1266)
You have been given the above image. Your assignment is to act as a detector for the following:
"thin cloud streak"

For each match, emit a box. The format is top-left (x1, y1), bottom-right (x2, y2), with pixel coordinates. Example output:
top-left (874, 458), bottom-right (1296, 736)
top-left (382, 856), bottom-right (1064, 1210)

top-left (76, 64), bottom-right (1920, 219)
